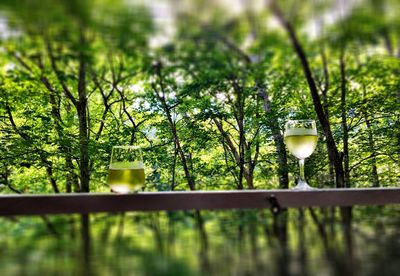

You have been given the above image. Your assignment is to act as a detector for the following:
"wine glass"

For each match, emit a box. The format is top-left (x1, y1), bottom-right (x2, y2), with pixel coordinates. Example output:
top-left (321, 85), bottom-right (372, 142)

top-left (107, 146), bottom-right (145, 193)
top-left (284, 120), bottom-right (318, 190)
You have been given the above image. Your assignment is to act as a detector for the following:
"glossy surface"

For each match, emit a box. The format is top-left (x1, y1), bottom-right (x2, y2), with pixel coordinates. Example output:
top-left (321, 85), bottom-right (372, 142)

top-left (0, 206), bottom-right (399, 275)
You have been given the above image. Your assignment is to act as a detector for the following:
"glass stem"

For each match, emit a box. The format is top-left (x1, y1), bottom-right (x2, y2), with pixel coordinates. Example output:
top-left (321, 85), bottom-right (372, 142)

top-left (299, 159), bottom-right (306, 183)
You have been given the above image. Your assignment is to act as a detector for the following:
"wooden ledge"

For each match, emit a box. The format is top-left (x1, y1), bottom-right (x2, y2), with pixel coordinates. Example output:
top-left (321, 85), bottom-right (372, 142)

top-left (0, 188), bottom-right (399, 216)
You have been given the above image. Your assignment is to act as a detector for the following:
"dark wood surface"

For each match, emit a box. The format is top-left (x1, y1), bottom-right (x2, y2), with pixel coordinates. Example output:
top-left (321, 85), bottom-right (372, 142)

top-left (0, 188), bottom-right (399, 216)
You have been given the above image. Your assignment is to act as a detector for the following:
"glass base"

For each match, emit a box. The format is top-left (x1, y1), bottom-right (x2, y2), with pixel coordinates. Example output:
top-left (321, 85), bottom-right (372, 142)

top-left (292, 180), bottom-right (314, 190)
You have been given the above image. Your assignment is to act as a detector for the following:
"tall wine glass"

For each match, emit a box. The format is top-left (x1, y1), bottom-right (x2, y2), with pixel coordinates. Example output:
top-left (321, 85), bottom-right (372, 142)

top-left (284, 120), bottom-right (318, 190)
top-left (107, 146), bottom-right (145, 193)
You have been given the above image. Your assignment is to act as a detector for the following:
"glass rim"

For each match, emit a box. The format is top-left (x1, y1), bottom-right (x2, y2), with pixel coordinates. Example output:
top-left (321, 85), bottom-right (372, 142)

top-left (112, 145), bottom-right (142, 150)
top-left (286, 119), bottom-right (316, 123)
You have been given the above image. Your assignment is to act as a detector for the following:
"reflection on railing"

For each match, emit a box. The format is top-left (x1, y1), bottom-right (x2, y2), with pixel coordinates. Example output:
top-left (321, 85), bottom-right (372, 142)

top-left (12, 207), bottom-right (388, 275)
top-left (80, 214), bottom-right (91, 276)
top-left (1, 205), bottom-right (399, 275)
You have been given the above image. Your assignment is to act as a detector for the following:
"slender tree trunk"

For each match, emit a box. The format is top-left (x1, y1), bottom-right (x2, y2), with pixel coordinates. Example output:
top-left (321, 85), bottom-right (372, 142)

top-left (382, 31), bottom-right (394, 56)
top-left (171, 144), bottom-right (178, 190)
top-left (152, 63), bottom-right (209, 273)
top-left (153, 62), bottom-right (195, 190)
top-left (66, 156), bottom-right (80, 192)
top-left (47, 86), bottom-right (79, 193)
top-left (243, 147), bottom-right (255, 189)
top-left (236, 83), bottom-right (248, 189)
top-left (363, 113), bottom-right (380, 187)
top-left (320, 46), bottom-right (335, 186)
top-left (77, 27), bottom-right (90, 192)
top-left (340, 49), bottom-right (350, 187)
top-left (214, 118), bottom-right (251, 189)
top-left (397, 40), bottom-right (400, 58)
top-left (258, 85), bottom-right (289, 189)
top-left (45, 165), bottom-right (60, 193)
top-left (64, 99), bottom-right (81, 192)
top-left (222, 142), bottom-right (242, 189)
top-left (45, 35), bottom-right (90, 192)
top-left (396, 45), bottom-right (400, 164)
top-left (170, 119), bottom-right (195, 190)
top-left (169, 118), bottom-right (194, 190)
top-left (232, 80), bottom-right (255, 189)
top-left (271, 3), bottom-right (345, 188)
top-left (2, 166), bottom-right (22, 193)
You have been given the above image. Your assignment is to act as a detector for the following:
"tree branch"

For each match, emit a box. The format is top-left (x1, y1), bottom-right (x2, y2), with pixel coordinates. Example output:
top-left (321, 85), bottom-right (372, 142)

top-left (45, 39), bottom-right (78, 107)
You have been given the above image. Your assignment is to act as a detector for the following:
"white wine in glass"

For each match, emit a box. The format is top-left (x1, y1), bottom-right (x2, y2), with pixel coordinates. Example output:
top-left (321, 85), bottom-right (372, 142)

top-left (284, 120), bottom-right (317, 190)
top-left (107, 146), bottom-right (145, 193)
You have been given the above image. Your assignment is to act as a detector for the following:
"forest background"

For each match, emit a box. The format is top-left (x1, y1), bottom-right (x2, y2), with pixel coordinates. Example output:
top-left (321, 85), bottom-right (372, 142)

top-left (0, 0), bottom-right (399, 194)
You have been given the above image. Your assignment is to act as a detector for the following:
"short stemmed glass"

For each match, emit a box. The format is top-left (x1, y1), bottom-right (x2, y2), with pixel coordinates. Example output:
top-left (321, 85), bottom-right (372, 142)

top-left (284, 120), bottom-right (318, 190)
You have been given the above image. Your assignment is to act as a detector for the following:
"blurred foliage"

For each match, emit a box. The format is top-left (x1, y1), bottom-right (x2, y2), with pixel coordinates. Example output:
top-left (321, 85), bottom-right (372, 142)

top-left (0, 206), bottom-right (399, 275)
top-left (0, 0), bottom-right (399, 193)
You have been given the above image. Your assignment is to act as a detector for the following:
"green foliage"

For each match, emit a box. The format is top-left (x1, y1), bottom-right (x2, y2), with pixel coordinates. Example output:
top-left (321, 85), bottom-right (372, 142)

top-left (0, 0), bottom-right (399, 193)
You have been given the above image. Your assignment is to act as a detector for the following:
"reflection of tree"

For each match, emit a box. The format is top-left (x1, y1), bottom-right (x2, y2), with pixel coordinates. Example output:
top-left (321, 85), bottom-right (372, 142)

top-left (1, 207), bottom-right (400, 275)
top-left (149, 212), bottom-right (165, 253)
top-left (367, 217), bottom-right (400, 276)
top-left (309, 207), bottom-right (357, 276)
top-left (273, 210), bottom-right (289, 276)
top-left (195, 210), bottom-right (210, 274)
top-left (80, 214), bottom-right (92, 276)
top-left (297, 209), bottom-right (308, 276)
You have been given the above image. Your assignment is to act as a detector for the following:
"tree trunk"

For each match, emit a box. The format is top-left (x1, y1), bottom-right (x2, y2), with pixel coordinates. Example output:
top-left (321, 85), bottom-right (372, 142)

top-left (382, 30), bottom-right (394, 56)
top-left (155, 107), bottom-right (210, 273)
top-left (65, 101), bottom-right (81, 192)
top-left (243, 171), bottom-right (254, 189)
top-left (171, 144), bottom-right (178, 190)
top-left (320, 46), bottom-right (335, 186)
top-left (45, 32), bottom-right (91, 192)
top-left (339, 49), bottom-right (350, 187)
top-left (170, 119), bottom-right (195, 190)
top-left (213, 118), bottom-right (250, 190)
top-left (258, 86), bottom-right (289, 189)
top-left (232, 80), bottom-right (255, 189)
top-left (153, 62), bottom-right (195, 190)
top-left (364, 113), bottom-right (380, 187)
top-left (271, 3), bottom-right (345, 188)
top-left (396, 43), bottom-right (400, 164)
top-left (47, 84), bottom-right (79, 193)
top-left (77, 28), bottom-right (90, 193)
top-left (236, 83), bottom-right (247, 189)
top-left (222, 142), bottom-right (242, 189)
top-left (45, 165), bottom-right (60, 193)
top-left (272, 121), bottom-right (288, 189)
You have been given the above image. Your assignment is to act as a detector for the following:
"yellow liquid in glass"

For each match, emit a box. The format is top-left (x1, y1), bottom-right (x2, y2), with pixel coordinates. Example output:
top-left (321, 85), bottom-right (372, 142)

top-left (285, 134), bottom-right (318, 159)
top-left (107, 165), bottom-right (145, 193)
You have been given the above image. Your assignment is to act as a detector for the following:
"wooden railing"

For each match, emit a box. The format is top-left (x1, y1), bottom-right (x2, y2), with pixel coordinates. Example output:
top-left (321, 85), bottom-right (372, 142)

top-left (0, 188), bottom-right (399, 216)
